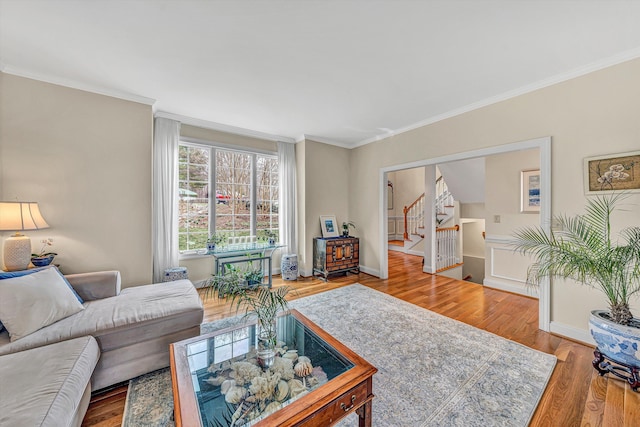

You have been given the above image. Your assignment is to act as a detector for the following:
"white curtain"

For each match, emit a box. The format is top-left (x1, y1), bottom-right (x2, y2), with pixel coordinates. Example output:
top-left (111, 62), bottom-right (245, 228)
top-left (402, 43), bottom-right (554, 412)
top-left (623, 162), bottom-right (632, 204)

top-left (278, 141), bottom-right (297, 255)
top-left (152, 117), bottom-right (181, 283)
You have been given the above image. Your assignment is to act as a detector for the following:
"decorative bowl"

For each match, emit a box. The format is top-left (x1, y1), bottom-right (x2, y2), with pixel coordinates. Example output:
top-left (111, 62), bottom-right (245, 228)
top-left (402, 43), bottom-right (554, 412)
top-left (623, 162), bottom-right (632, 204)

top-left (31, 254), bottom-right (55, 267)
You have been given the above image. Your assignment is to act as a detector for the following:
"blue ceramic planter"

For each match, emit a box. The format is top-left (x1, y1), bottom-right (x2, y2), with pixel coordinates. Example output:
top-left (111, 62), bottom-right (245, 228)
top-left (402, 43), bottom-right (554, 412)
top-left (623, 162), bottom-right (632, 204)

top-left (589, 310), bottom-right (640, 368)
top-left (31, 254), bottom-right (55, 267)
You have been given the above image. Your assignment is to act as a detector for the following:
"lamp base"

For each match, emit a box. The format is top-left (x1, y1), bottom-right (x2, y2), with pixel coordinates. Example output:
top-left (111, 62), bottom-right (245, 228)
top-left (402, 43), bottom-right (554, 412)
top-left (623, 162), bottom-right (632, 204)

top-left (3, 234), bottom-right (32, 271)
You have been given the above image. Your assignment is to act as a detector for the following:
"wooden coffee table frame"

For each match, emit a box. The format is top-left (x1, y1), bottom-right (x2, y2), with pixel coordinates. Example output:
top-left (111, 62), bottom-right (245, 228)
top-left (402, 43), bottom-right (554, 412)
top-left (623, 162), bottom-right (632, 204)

top-left (170, 309), bottom-right (377, 427)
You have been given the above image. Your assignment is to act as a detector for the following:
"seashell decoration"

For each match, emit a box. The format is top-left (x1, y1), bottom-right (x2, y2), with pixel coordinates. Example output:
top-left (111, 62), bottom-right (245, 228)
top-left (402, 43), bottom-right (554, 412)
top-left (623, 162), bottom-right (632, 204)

top-left (209, 349), bottom-right (326, 423)
top-left (225, 385), bottom-right (247, 404)
top-left (282, 350), bottom-right (298, 362)
top-left (288, 378), bottom-right (306, 397)
top-left (230, 361), bottom-right (263, 386)
top-left (311, 366), bottom-right (328, 385)
top-left (294, 359), bottom-right (313, 377)
top-left (205, 375), bottom-right (226, 386)
top-left (264, 401), bottom-right (282, 416)
top-left (269, 356), bottom-right (295, 380)
top-left (307, 376), bottom-right (319, 387)
top-left (274, 380), bottom-right (289, 402)
top-left (297, 356), bottom-right (311, 365)
top-left (220, 379), bottom-right (236, 395)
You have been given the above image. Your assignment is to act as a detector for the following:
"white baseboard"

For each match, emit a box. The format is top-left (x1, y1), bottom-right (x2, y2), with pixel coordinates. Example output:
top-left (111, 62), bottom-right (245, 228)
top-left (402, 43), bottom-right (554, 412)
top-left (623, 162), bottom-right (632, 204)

top-left (549, 321), bottom-right (595, 346)
top-left (483, 278), bottom-right (538, 299)
top-left (407, 249), bottom-right (424, 257)
top-left (299, 268), bottom-right (313, 278)
top-left (193, 279), bottom-right (208, 288)
top-left (359, 265), bottom-right (380, 278)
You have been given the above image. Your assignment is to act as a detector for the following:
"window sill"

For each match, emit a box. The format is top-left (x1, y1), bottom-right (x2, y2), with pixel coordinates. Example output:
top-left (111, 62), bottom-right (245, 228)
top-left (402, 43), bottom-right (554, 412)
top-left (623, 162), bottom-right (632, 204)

top-left (179, 252), bottom-right (211, 261)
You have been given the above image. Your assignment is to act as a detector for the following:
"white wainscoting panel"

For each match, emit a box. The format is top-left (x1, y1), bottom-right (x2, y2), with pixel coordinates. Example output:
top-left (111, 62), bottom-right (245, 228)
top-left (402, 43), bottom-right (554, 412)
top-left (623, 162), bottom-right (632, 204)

top-left (388, 219), bottom-right (396, 235)
top-left (490, 247), bottom-right (529, 283)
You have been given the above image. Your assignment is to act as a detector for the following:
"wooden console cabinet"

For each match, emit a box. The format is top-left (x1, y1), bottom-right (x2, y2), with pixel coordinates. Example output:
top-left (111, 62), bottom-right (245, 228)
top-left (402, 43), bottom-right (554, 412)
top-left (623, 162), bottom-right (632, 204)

top-left (313, 237), bottom-right (360, 281)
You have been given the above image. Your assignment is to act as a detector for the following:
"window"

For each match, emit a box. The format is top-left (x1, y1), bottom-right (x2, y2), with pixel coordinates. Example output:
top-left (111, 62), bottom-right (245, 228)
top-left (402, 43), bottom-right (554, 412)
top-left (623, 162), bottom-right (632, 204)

top-left (178, 143), bottom-right (279, 254)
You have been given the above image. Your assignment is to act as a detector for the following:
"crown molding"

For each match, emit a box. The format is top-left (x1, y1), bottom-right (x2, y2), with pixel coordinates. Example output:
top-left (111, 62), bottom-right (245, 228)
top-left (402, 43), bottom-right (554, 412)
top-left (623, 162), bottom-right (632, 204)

top-left (297, 134), bottom-right (353, 149)
top-left (156, 111), bottom-right (296, 143)
top-left (353, 47), bottom-right (640, 148)
top-left (0, 63), bottom-right (156, 105)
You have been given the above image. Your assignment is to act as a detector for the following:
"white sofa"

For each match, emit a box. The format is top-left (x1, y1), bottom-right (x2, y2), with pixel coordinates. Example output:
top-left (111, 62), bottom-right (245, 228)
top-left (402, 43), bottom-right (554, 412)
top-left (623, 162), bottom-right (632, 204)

top-left (0, 270), bottom-right (204, 426)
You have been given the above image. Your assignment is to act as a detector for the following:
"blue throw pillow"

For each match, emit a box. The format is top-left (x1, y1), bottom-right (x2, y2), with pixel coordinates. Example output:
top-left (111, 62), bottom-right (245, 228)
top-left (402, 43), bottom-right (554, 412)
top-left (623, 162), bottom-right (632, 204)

top-left (0, 266), bottom-right (84, 304)
top-left (0, 266), bottom-right (49, 279)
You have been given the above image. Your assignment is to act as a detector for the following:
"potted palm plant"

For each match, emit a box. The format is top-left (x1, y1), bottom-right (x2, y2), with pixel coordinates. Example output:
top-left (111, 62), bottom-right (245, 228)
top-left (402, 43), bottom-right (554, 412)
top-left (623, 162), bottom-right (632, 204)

top-left (512, 193), bottom-right (640, 389)
top-left (203, 271), bottom-right (290, 368)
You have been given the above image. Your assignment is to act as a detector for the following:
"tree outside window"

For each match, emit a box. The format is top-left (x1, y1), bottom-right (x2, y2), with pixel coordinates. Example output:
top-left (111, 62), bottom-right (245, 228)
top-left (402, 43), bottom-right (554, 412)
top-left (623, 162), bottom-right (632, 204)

top-left (178, 144), bottom-right (279, 253)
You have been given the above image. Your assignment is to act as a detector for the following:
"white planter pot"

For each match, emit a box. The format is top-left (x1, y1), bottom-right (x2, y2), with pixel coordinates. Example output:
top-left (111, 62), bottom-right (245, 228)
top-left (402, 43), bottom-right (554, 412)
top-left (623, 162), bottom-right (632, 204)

top-left (589, 309), bottom-right (640, 368)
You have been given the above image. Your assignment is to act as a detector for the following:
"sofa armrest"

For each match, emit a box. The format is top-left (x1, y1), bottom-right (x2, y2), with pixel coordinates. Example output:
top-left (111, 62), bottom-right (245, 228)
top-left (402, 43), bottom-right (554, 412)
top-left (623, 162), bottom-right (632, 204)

top-left (65, 271), bottom-right (121, 301)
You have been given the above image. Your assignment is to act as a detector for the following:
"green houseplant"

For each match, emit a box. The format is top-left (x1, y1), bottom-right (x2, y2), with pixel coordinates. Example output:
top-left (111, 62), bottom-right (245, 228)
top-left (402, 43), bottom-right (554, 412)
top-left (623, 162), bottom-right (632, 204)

top-left (511, 193), bottom-right (640, 385)
top-left (258, 229), bottom-right (277, 246)
top-left (342, 221), bottom-right (355, 237)
top-left (203, 271), bottom-right (290, 368)
top-left (206, 231), bottom-right (228, 252)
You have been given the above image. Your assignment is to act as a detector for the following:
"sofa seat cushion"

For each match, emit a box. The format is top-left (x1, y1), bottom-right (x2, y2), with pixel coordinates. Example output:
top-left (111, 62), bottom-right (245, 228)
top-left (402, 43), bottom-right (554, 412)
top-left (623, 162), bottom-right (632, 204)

top-left (0, 280), bottom-right (203, 355)
top-left (0, 335), bottom-right (100, 427)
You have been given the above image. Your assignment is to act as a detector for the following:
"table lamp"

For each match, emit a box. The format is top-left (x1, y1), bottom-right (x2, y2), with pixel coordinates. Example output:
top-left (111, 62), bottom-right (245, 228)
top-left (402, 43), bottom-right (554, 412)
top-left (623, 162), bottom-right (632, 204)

top-left (0, 201), bottom-right (50, 271)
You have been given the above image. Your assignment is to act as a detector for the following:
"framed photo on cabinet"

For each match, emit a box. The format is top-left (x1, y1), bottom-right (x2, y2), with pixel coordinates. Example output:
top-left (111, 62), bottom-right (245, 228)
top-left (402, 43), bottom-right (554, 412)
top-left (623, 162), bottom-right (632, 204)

top-left (319, 215), bottom-right (339, 238)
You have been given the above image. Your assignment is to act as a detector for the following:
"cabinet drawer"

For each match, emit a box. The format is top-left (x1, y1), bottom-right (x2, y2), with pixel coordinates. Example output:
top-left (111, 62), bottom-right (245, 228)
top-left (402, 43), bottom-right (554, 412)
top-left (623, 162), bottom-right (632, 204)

top-left (295, 381), bottom-right (369, 426)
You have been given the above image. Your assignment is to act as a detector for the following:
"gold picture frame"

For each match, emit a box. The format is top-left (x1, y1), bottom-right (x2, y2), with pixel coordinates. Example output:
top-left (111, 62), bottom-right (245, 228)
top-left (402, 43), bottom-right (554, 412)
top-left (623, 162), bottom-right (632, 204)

top-left (584, 151), bottom-right (640, 194)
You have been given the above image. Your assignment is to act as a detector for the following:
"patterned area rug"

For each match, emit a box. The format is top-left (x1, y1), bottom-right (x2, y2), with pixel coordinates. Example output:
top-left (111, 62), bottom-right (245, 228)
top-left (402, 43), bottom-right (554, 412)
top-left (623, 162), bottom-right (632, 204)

top-left (122, 284), bottom-right (556, 426)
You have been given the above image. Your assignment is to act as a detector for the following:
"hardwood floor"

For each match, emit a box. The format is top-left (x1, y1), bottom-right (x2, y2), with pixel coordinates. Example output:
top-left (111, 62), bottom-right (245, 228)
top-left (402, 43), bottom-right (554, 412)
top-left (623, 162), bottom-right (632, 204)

top-left (82, 251), bottom-right (639, 426)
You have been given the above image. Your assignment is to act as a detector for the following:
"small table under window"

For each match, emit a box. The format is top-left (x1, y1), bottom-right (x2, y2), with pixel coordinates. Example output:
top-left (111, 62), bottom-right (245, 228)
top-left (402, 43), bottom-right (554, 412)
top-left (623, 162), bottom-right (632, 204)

top-left (208, 242), bottom-right (282, 288)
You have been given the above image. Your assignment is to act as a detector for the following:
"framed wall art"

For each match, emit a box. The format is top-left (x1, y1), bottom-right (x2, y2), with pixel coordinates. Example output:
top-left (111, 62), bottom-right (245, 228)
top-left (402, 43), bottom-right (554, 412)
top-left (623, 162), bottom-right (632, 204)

top-left (521, 169), bottom-right (541, 213)
top-left (319, 215), bottom-right (339, 238)
top-left (584, 150), bottom-right (640, 194)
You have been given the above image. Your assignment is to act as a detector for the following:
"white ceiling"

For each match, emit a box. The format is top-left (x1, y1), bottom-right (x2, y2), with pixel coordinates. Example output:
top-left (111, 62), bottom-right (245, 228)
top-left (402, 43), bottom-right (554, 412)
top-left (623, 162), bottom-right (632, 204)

top-left (2, 1), bottom-right (640, 147)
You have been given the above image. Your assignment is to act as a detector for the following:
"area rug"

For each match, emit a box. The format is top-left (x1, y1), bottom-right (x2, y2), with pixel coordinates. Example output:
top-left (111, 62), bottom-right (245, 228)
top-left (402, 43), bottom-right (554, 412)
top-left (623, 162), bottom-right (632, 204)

top-left (122, 284), bottom-right (556, 426)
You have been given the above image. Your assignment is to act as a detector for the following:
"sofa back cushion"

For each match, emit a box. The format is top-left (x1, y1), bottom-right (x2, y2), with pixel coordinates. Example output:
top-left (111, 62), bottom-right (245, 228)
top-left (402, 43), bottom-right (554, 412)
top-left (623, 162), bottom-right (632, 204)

top-left (0, 267), bottom-right (85, 341)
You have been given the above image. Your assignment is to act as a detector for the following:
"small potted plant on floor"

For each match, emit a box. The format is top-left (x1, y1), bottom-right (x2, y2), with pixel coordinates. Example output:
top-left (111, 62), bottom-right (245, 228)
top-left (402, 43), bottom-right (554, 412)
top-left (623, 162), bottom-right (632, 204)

top-left (31, 238), bottom-right (57, 267)
top-left (511, 193), bottom-right (640, 389)
top-left (342, 221), bottom-right (355, 237)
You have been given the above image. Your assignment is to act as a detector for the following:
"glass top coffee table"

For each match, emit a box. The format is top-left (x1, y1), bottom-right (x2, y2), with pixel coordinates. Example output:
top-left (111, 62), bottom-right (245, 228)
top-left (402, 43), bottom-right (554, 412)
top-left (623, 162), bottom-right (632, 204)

top-left (170, 309), bottom-right (377, 427)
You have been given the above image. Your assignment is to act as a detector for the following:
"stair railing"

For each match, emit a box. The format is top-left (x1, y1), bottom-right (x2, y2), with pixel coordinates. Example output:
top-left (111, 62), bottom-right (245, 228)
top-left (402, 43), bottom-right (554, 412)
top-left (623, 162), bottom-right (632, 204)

top-left (435, 176), bottom-right (454, 218)
top-left (435, 224), bottom-right (459, 271)
top-left (403, 193), bottom-right (425, 240)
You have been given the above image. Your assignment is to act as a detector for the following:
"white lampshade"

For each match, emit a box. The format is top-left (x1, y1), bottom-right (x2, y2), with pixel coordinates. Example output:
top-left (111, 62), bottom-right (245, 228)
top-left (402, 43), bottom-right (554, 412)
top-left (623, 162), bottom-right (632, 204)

top-left (0, 202), bottom-right (50, 271)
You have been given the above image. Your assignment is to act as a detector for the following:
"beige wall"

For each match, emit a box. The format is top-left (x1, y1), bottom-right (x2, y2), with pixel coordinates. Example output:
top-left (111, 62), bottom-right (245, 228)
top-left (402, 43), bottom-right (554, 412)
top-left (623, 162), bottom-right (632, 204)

top-left (483, 149), bottom-right (539, 295)
top-left (348, 58), bottom-right (640, 331)
top-left (484, 149), bottom-right (539, 236)
top-left (388, 167), bottom-right (425, 217)
top-left (181, 124), bottom-right (277, 153)
top-left (298, 139), bottom-right (350, 276)
top-left (0, 73), bottom-right (153, 287)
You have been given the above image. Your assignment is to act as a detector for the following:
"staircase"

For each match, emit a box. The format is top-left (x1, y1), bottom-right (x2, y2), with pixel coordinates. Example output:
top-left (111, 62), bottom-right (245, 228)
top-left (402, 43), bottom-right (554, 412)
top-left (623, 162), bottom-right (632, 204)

top-left (397, 176), bottom-right (460, 271)
top-left (435, 176), bottom-right (454, 225)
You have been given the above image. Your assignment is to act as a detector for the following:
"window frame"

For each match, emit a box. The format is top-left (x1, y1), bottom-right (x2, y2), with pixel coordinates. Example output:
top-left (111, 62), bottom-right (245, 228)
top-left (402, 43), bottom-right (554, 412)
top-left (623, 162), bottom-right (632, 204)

top-left (178, 138), bottom-right (278, 258)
